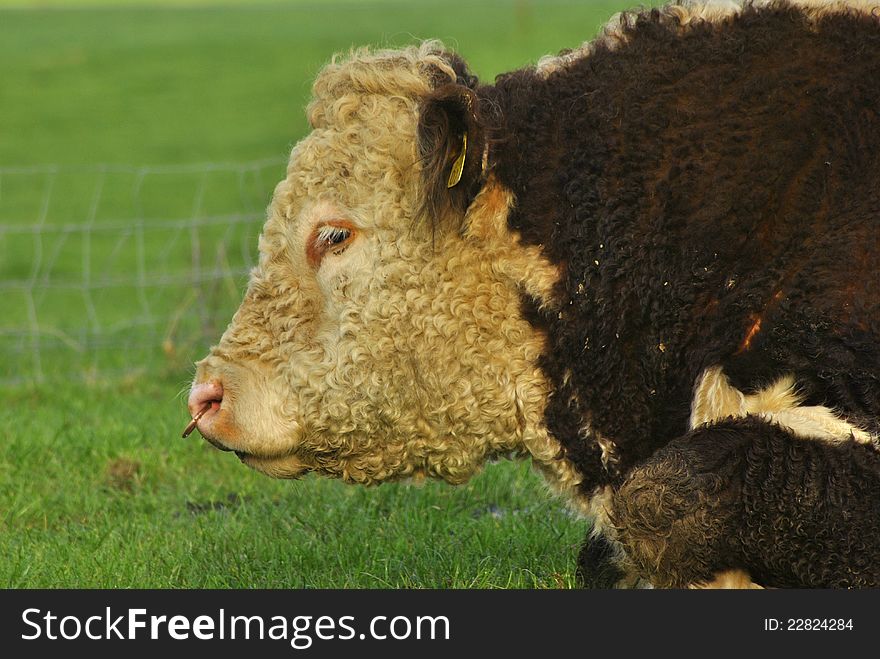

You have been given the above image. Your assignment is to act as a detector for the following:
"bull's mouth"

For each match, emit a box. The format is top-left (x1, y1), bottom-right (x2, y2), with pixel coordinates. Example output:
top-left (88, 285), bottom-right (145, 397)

top-left (202, 435), bottom-right (311, 480)
top-left (183, 397), bottom-right (311, 478)
top-left (235, 451), bottom-right (313, 479)
top-left (204, 436), bottom-right (235, 452)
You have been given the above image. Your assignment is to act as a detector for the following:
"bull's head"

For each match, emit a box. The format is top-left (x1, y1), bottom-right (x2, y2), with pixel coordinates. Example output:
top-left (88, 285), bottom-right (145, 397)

top-left (187, 42), bottom-right (575, 495)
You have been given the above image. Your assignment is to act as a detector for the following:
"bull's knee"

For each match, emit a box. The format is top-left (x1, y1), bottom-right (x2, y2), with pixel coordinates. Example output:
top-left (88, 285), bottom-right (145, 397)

top-left (610, 421), bottom-right (753, 588)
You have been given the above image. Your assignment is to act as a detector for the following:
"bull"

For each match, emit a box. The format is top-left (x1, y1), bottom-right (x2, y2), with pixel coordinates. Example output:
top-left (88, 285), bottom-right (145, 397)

top-left (186, 0), bottom-right (880, 588)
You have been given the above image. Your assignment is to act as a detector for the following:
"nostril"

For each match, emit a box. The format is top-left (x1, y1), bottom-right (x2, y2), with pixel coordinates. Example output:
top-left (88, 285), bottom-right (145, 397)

top-left (184, 381), bottom-right (225, 438)
top-left (188, 381), bottom-right (224, 418)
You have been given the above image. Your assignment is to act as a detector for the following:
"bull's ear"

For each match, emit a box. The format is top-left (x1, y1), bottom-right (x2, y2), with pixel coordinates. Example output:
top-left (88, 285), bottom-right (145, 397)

top-left (417, 83), bottom-right (487, 232)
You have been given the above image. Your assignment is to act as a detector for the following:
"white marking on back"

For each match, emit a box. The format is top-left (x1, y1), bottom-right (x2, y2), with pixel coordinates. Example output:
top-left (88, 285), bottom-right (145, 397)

top-left (690, 366), bottom-right (875, 445)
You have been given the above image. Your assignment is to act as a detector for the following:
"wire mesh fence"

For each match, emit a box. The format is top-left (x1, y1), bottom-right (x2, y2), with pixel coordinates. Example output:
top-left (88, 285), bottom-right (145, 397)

top-left (0, 158), bottom-right (287, 385)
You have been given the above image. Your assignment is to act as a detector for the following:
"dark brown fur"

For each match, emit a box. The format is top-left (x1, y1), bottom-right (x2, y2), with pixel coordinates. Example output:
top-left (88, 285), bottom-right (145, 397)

top-left (576, 533), bottom-right (631, 589)
top-left (419, 1), bottom-right (880, 587)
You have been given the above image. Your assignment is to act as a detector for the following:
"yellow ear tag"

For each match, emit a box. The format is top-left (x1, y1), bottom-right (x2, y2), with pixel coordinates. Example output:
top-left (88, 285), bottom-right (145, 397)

top-left (446, 132), bottom-right (467, 189)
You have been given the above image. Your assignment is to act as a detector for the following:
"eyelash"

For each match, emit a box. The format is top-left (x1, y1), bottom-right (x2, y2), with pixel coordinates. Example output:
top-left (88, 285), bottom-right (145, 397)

top-left (314, 225), bottom-right (351, 250)
top-left (307, 221), bottom-right (356, 268)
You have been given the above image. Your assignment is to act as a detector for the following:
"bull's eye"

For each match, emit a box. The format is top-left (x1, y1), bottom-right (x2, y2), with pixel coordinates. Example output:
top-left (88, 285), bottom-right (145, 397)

top-left (317, 225), bottom-right (350, 247)
top-left (307, 221), bottom-right (356, 268)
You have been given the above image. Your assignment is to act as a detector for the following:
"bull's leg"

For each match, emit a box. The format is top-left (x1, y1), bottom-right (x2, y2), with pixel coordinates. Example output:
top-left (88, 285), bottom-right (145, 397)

top-left (576, 532), bottom-right (647, 588)
top-left (609, 416), bottom-right (880, 588)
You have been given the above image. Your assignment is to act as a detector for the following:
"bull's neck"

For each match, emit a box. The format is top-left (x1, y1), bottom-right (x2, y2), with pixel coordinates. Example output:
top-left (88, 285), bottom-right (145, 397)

top-left (459, 176), bottom-right (589, 512)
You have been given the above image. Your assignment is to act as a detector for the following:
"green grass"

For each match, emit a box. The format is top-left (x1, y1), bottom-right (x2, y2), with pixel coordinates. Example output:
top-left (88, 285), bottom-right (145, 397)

top-left (0, 379), bottom-right (585, 588)
top-left (0, 0), bottom-right (645, 587)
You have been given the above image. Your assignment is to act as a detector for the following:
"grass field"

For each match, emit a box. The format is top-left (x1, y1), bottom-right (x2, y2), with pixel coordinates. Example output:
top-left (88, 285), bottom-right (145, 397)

top-left (0, 0), bottom-right (640, 588)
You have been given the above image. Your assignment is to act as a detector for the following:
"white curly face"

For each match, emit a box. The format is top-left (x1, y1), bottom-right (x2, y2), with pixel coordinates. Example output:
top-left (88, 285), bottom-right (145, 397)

top-left (190, 45), bottom-right (568, 488)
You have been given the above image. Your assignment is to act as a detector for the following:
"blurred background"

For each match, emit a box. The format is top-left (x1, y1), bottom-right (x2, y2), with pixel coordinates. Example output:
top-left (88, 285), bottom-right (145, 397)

top-left (1, 0), bottom-right (642, 587)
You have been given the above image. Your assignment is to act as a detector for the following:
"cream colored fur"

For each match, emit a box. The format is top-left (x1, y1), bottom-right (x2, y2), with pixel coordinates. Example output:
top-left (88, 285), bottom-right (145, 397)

top-left (689, 569), bottom-right (764, 589)
top-left (193, 42), bottom-right (589, 495)
top-left (690, 366), bottom-right (875, 444)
